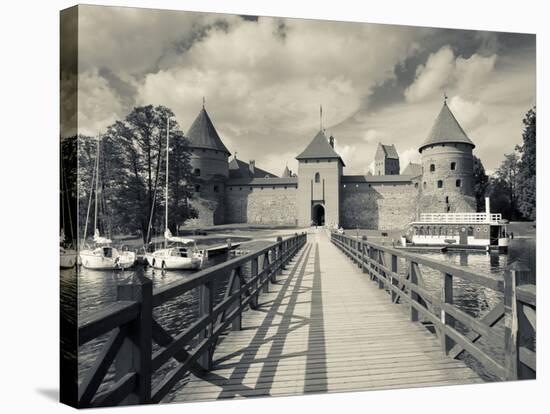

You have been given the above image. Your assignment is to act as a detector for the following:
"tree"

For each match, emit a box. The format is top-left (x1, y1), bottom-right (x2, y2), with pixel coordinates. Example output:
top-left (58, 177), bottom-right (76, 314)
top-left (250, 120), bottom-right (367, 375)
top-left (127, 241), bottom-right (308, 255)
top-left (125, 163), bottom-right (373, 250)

top-left (490, 153), bottom-right (521, 220)
top-left (77, 105), bottom-right (197, 244)
top-left (516, 107), bottom-right (536, 220)
top-left (473, 156), bottom-right (489, 212)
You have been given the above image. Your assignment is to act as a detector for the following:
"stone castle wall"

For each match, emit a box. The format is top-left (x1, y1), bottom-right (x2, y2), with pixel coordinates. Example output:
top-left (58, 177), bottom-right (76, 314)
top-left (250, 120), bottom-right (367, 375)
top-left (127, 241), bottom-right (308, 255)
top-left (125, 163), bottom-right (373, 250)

top-left (225, 186), bottom-right (298, 225)
top-left (341, 182), bottom-right (419, 230)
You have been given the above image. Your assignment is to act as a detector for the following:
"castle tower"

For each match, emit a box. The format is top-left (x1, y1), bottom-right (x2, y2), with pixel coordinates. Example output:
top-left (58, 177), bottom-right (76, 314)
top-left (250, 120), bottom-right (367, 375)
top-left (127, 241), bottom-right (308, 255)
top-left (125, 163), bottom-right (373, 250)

top-left (374, 143), bottom-right (400, 175)
top-left (185, 106), bottom-right (231, 224)
top-left (296, 130), bottom-right (344, 227)
top-left (418, 100), bottom-right (476, 213)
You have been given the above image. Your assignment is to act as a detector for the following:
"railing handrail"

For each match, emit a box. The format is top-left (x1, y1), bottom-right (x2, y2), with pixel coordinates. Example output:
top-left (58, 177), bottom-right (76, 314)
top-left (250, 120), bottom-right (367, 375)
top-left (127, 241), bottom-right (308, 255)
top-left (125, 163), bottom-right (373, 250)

top-left (330, 230), bottom-right (535, 383)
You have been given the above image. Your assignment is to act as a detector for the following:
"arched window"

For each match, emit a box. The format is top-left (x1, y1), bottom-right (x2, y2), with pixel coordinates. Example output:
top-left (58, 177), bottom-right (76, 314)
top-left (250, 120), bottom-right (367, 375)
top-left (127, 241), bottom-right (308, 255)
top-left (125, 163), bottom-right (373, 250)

top-left (456, 179), bottom-right (462, 187)
top-left (193, 168), bottom-right (201, 176)
top-left (314, 172), bottom-right (320, 183)
top-left (451, 162), bottom-right (456, 170)
top-left (430, 164), bottom-right (435, 172)
top-left (437, 180), bottom-right (443, 188)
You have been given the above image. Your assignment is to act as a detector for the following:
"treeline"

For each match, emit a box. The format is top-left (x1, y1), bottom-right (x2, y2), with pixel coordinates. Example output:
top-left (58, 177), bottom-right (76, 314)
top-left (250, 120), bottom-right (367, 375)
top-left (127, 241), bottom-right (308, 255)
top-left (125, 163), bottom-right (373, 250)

top-left (61, 105), bottom-right (198, 245)
top-left (473, 107), bottom-right (536, 221)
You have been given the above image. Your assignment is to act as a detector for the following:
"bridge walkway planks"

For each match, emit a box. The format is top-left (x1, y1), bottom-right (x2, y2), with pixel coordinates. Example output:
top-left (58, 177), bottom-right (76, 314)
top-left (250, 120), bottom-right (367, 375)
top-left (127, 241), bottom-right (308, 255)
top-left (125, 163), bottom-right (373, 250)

top-left (169, 229), bottom-right (482, 402)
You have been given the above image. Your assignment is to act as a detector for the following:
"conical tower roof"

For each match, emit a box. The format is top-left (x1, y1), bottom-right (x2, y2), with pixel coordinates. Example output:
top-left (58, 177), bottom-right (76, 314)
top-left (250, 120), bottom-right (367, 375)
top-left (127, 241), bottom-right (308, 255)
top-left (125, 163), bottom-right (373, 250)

top-left (186, 107), bottom-right (230, 155)
top-left (419, 102), bottom-right (475, 153)
top-left (296, 130), bottom-right (345, 165)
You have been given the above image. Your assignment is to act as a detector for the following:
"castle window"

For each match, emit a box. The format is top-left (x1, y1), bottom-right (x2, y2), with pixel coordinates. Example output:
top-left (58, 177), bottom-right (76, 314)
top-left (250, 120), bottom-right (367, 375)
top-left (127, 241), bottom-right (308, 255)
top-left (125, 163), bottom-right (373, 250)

top-left (213, 185), bottom-right (219, 193)
top-left (314, 172), bottom-right (320, 183)
top-left (414, 183), bottom-right (418, 189)
top-left (445, 196), bottom-right (449, 203)
top-left (193, 168), bottom-right (201, 176)
top-left (437, 180), bottom-right (443, 188)
top-left (239, 187), bottom-right (242, 191)
top-left (430, 164), bottom-right (435, 172)
top-left (451, 162), bottom-right (456, 170)
top-left (195, 185), bottom-right (200, 192)
top-left (456, 179), bottom-right (461, 187)
top-left (272, 186), bottom-right (275, 190)
top-left (284, 186), bottom-right (287, 189)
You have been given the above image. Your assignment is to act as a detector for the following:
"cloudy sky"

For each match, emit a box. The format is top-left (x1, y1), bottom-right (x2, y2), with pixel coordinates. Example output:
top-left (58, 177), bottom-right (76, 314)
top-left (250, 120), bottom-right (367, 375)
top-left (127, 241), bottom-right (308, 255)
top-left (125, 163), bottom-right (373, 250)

top-left (68, 5), bottom-right (535, 176)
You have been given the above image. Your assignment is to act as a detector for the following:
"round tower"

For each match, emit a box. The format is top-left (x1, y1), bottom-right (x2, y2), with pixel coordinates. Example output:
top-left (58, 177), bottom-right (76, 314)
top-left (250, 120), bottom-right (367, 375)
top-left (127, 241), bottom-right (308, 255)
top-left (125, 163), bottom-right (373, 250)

top-left (185, 105), bottom-right (230, 225)
top-left (418, 100), bottom-right (476, 213)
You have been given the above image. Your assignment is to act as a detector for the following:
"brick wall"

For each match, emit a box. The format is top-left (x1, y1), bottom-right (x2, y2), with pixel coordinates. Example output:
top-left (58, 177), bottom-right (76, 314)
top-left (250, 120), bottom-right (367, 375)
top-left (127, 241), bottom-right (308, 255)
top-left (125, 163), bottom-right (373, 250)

top-left (341, 182), bottom-right (419, 230)
top-left (225, 186), bottom-right (298, 225)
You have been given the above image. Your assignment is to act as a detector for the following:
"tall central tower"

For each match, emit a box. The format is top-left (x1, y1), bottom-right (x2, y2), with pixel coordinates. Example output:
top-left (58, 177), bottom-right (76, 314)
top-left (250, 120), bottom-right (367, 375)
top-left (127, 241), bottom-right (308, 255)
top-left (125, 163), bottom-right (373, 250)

top-left (418, 100), bottom-right (476, 213)
top-left (296, 130), bottom-right (344, 227)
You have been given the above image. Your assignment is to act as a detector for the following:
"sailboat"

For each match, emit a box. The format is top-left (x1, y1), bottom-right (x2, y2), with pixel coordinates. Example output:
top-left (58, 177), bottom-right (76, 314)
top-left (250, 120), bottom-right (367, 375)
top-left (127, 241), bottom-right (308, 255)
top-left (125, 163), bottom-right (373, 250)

top-left (60, 152), bottom-right (77, 269)
top-left (79, 135), bottom-right (136, 270)
top-left (145, 117), bottom-right (205, 270)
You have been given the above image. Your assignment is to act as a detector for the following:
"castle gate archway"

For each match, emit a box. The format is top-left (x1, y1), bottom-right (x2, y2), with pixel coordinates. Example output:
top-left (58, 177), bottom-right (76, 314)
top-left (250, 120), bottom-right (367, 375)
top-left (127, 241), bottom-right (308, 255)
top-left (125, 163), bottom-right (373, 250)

top-left (312, 204), bottom-right (325, 226)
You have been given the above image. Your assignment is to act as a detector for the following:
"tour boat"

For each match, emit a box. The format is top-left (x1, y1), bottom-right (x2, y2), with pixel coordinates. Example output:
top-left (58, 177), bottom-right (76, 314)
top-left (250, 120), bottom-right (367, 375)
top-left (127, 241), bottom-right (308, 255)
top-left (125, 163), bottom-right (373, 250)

top-left (79, 135), bottom-right (136, 270)
top-left (402, 198), bottom-right (510, 252)
top-left (144, 116), bottom-right (205, 271)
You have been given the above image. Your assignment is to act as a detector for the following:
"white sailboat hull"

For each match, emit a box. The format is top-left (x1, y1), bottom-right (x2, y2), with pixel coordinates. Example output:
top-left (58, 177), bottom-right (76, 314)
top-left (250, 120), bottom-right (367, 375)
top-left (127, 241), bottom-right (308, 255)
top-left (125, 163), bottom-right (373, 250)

top-left (80, 248), bottom-right (136, 270)
top-left (60, 248), bottom-right (77, 269)
top-left (145, 249), bottom-right (203, 270)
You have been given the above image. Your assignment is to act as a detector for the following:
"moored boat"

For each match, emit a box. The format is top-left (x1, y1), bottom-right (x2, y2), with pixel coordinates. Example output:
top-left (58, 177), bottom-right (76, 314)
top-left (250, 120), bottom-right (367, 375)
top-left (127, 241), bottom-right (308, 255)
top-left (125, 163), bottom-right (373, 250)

top-left (402, 197), bottom-right (509, 252)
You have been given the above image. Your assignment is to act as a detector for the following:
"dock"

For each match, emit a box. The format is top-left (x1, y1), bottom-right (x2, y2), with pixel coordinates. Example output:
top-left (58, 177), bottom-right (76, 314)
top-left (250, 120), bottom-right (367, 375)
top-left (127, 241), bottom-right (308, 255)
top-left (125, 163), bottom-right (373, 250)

top-left (171, 230), bottom-right (481, 402)
top-left (77, 229), bottom-right (536, 407)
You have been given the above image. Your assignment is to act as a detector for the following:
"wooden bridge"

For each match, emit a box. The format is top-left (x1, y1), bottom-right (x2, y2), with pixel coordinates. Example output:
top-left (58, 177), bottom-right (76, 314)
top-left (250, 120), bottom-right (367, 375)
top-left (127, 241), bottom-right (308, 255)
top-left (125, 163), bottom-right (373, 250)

top-left (76, 229), bottom-right (536, 407)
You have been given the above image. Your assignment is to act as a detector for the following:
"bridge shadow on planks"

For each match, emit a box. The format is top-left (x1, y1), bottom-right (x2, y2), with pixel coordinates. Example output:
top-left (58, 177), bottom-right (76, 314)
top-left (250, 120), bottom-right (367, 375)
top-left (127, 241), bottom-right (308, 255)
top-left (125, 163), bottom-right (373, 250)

top-left (170, 241), bottom-right (333, 400)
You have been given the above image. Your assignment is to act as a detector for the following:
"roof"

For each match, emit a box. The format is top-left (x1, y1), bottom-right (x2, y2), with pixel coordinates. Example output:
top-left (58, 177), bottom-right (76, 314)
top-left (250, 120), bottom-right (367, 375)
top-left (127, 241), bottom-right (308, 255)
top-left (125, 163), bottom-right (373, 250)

top-left (228, 157), bottom-right (277, 179)
top-left (281, 165), bottom-right (291, 178)
top-left (402, 162), bottom-right (422, 177)
top-left (342, 174), bottom-right (415, 184)
top-left (186, 108), bottom-right (231, 155)
top-left (227, 177), bottom-right (298, 186)
top-left (296, 130), bottom-right (345, 166)
top-left (378, 143), bottom-right (399, 159)
top-left (419, 102), bottom-right (475, 153)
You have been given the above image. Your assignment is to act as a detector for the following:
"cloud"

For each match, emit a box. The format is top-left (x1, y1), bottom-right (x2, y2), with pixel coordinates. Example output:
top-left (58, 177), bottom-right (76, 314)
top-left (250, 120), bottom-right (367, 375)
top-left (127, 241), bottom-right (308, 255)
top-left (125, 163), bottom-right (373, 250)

top-left (405, 45), bottom-right (497, 103)
top-left (448, 96), bottom-right (488, 131)
top-left (405, 46), bottom-right (455, 102)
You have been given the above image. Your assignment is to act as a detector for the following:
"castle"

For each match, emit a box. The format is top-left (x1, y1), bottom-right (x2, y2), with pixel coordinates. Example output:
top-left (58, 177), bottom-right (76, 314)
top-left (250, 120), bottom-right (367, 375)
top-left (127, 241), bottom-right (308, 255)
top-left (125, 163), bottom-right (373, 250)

top-left (185, 100), bottom-right (477, 230)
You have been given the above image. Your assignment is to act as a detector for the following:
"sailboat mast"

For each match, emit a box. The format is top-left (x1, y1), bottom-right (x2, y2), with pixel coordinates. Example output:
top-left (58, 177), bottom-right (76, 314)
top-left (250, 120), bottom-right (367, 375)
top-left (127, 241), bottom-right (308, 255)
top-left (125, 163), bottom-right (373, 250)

top-left (165, 117), bottom-right (170, 247)
top-left (94, 133), bottom-right (100, 232)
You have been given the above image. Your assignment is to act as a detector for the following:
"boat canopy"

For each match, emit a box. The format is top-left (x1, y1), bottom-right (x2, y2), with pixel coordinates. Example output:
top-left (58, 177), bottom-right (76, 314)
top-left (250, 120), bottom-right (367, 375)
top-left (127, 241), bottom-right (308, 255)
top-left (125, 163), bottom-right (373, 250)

top-left (93, 229), bottom-right (112, 244)
top-left (164, 229), bottom-right (195, 244)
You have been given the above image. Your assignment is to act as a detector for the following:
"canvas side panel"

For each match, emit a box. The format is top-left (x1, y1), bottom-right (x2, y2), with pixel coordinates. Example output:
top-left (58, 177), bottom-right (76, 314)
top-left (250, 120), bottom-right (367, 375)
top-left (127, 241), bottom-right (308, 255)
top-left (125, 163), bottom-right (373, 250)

top-left (60, 5), bottom-right (79, 408)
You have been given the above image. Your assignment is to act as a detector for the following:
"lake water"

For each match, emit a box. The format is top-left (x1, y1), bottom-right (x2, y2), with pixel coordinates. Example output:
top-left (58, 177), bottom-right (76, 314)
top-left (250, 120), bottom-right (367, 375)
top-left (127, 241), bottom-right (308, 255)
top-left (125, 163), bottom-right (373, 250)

top-left (65, 235), bottom-right (535, 398)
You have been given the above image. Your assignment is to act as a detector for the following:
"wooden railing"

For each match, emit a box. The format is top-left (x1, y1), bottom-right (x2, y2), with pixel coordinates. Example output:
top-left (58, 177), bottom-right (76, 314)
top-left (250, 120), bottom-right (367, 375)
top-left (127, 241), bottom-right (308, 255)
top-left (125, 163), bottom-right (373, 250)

top-left (330, 231), bottom-right (535, 382)
top-left (77, 232), bottom-right (307, 407)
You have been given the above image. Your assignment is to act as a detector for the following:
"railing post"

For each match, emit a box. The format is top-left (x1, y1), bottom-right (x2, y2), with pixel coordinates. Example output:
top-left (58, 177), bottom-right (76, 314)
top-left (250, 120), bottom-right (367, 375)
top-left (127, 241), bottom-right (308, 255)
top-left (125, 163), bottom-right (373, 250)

top-left (277, 236), bottom-right (283, 275)
top-left (390, 254), bottom-right (398, 302)
top-left (361, 236), bottom-right (367, 273)
top-left (115, 269), bottom-right (152, 405)
top-left (504, 261), bottom-right (534, 380)
top-left (263, 251), bottom-right (270, 293)
top-left (441, 272), bottom-right (455, 354)
top-left (250, 257), bottom-right (259, 308)
top-left (409, 261), bottom-right (419, 322)
top-left (197, 280), bottom-right (214, 370)
top-left (232, 267), bottom-right (242, 331)
top-left (377, 250), bottom-right (384, 289)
